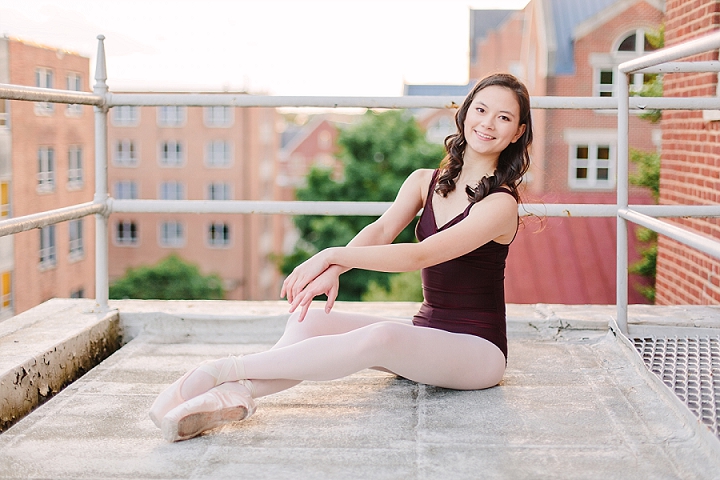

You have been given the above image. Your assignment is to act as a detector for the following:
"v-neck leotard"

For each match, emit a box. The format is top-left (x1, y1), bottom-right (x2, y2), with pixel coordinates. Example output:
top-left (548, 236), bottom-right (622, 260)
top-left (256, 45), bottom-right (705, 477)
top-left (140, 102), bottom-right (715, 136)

top-left (411, 169), bottom-right (515, 359)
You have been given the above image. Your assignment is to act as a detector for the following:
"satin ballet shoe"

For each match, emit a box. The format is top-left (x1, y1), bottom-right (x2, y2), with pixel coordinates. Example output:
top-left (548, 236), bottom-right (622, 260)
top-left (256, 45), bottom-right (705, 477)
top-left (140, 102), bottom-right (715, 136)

top-left (148, 356), bottom-right (246, 428)
top-left (161, 381), bottom-right (256, 442)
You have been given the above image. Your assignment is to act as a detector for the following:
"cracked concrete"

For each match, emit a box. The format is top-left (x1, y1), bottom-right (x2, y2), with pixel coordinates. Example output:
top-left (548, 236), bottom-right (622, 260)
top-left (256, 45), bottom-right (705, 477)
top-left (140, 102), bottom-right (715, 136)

top-left (1, 300), bottom-right (719, 479)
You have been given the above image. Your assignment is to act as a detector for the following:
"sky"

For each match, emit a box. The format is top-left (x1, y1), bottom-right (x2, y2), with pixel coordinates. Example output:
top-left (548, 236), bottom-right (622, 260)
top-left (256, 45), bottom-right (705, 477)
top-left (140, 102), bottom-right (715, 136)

top-left (0, 0), bottom-right (529, 96)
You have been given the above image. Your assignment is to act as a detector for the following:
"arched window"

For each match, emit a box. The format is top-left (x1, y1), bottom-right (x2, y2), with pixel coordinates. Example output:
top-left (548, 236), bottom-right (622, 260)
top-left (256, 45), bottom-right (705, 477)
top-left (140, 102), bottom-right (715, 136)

top-left (593, 27), bottom-right (660, 97)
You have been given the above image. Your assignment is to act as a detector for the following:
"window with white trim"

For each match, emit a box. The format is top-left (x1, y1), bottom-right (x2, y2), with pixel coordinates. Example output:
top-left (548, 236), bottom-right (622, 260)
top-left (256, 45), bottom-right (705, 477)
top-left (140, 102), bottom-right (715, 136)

top-left (592, 28), bottom-right (660, 97)
top-left (114, 140), bottom-right (138, 166)
top-left (68, 145), bottom-right (83, 187)
top-left (208, 222), bottom-right (230, 246)
top-left (207, 182), bottom-right (232, 200)
top-left (568, 143), bottom-right (615, 189)
top-left (112, 106), bottom-right (139, 126)
top-left (160, 221), bottom-right (184, 247)
top-left (34, 67), bottom-right (54, 115)
top-left (160, 141), bottom-right (184, 166)
top-left (69, 219), bottom-right (84, 258)
top-left (37, 147), bottom-right (55, 192)
top-left (39, 225), bottom-right (56, 267)
top-left (159, 181), bottom-right (185, 200)
top-left (66, 73), bottom-right (83, 115)
top-left (204, 106), bottom-right (233, 127)
top-left (116, 221), bottom-right (138, 245)
top-left (114, 181), bottom-right (138, 199)
top-left (205, 140), bottom-right (231, 167)
top-left (157, 106), bottom-right (186, 127)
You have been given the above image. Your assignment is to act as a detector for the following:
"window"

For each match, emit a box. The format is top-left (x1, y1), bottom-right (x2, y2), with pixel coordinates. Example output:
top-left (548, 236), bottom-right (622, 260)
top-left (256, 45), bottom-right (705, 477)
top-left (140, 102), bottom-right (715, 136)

top-left (593, 28), bottom-right (660, 97)
top-left (1, 271), bottom-right (11, 310)
top-left (66, 73), bottom-right (82, 115)
top-left (114, 140), bottom-right (138, 166)
top-left (596, 69), bottom-right (614, 97)
top-left (1, 182), bottom-right (9, 217)
top-left (39, 225), bottom-right (56, 267)
top-left (160, 221), bottom-right (184, 247)
top-left (0, 99), bottom-right (8, 127)
top-left (204, 106), bottom-right (233, 127)
top-left (157, 106), bottom-right (186, 127)
top-left (37, 147), bottom-right (55, 191)
top-left (34, 67), bottom-right (54, 115)
top-left (160, 141), bottom-right (183, 166)
top-left (114, 181), bottom-right (138, 199)
top-left (207, 182), bottom-right (232, 200)
top-left (205, 140), bottom-right (231, 167)
top-left (568, 143), bottom-right (615, 189)
top-left (70, 288), bottom-right (84, 299)
top-left (112, 106), bottom-right (139, 126)
top-left (116, 221), bottom-right (138, 245)
top-left (69, 219), bottom-right (84, 258)
top-left (208, 222), bottom-right (230, 246)
top-left (68, 146), bottom-right (83, 187)
top-left (159, 181), bottom-right (185, 200)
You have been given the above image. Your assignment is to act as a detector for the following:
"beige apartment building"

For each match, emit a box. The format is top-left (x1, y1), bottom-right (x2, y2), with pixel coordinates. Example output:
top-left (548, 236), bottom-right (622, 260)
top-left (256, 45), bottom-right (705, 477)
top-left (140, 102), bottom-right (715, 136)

top-left (106, 102), bottom-right (283, 300)
top-left (0, 37), bottom-right (95, 318)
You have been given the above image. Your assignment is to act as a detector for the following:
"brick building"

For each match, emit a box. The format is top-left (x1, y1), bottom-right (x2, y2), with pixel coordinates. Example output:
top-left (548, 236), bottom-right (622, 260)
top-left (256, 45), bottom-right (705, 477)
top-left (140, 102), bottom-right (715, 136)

top-left (0, 37), bottom-right (95, 318)
top-left (655, 0), bottom-right (720, 304)
top-left (107, 102), bottom-right (283, 300)
top-left (408, 0), bottom-right (664, 304)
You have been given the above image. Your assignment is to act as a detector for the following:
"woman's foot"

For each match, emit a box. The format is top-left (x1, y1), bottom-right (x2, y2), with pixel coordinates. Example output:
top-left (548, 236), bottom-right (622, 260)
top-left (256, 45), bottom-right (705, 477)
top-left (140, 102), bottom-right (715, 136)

top-left (161, 381), bottom-right (256, 442)
top-left (148, 356), bottom-right (246, 428)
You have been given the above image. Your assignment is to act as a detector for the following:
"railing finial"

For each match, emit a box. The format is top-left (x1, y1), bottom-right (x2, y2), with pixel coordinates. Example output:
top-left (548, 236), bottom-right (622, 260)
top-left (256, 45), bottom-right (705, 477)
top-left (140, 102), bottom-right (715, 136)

top-left (94, 35), bottom-right (108, 95)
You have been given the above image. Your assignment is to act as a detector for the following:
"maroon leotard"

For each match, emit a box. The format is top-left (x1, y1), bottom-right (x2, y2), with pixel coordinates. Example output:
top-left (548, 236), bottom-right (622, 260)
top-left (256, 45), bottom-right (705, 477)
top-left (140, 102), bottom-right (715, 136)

top-left (412, 170), bottom-right (515, 359)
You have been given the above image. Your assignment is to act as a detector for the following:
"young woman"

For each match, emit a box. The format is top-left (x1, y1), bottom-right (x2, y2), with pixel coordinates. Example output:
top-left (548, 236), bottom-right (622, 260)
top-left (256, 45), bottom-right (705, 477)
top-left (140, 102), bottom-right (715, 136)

top-left (149, 72), bottom-right (533, 442)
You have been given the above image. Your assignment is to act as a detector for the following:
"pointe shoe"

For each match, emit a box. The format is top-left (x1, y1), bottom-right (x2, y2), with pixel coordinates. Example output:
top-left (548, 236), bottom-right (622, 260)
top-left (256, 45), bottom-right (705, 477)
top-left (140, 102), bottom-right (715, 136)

top-left (148, 356), bottom-right (245, 428)
top-left (161, 381), bottom-right (256, 442)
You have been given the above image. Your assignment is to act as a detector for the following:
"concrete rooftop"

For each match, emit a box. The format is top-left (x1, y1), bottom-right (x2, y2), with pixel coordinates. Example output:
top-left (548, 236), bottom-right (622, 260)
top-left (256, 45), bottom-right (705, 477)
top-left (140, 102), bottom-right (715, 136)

top-left (1, 300), bottom-right (720, 479)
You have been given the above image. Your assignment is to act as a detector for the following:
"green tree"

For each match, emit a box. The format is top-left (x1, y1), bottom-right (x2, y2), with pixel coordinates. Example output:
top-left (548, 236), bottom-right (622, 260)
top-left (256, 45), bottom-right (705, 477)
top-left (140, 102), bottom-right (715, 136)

top-left (362, 270), bottom-right (424, 302)
top-left (279, 110), bottom-right (445, 300)
top-left (109, 254), bottom-right (224, 300)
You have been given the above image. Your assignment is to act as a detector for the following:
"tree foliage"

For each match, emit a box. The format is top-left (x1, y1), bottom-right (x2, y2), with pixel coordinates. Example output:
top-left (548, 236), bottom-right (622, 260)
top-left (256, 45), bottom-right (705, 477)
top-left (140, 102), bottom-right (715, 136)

top-left (279, 110), bottom-right (445, 301)
top-left (109, 254), bottom-right (224, 300)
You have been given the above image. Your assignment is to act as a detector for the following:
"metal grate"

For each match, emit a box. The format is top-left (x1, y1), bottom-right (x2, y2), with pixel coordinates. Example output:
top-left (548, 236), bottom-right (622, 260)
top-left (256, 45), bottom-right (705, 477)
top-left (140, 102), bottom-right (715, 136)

top-left (632, 335), bottom-right (720, 439)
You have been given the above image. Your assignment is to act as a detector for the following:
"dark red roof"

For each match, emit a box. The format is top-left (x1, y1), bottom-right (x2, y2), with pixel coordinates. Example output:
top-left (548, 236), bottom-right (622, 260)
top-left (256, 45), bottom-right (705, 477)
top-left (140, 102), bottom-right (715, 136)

top-left (505, 192), bottom-right (654, 305)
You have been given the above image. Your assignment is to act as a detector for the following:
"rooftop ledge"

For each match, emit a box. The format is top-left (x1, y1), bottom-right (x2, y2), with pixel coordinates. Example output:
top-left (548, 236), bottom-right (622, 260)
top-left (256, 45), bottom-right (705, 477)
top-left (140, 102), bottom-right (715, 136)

top-left (1, 299), bottom-right (719, 479)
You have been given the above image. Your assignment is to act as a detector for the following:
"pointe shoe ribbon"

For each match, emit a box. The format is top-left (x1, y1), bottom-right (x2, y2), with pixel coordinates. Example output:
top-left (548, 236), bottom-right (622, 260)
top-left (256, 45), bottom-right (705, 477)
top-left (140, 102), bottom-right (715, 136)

top-left (161, 381), bottom-right (256, 443)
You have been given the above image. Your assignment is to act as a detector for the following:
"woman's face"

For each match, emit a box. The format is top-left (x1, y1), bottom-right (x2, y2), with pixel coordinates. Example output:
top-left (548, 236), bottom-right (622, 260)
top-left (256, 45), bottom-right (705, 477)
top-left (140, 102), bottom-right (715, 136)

top-left (463, 85), bottom-right (526, 160)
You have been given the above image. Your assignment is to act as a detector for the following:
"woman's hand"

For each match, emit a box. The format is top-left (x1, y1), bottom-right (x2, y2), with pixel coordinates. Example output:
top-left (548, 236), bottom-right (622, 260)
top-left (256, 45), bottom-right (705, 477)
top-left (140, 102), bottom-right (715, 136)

top-left (288, 267), bottom-right (341, 322)
top-left (281, 248), bottom-right (335, 306)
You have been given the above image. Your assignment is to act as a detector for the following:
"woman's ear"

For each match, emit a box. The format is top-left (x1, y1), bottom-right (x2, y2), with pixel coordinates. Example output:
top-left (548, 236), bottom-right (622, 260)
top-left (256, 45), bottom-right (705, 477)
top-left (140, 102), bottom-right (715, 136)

top-left (511, 123), bottom-right (527, 143)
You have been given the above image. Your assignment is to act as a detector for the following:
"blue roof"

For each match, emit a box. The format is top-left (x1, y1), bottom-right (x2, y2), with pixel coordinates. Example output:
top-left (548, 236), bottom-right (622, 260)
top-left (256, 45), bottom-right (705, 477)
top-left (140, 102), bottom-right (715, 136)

top-left (404, 83), bottom-right (474, 96)
top-left (549, 0), bottom-right (618, 75)
top-left (469, 10), bottom-right (516, 63)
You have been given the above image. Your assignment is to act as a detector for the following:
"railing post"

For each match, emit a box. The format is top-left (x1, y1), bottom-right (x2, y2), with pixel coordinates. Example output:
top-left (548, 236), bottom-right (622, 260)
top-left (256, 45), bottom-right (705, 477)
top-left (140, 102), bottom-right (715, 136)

top-left (93, 35), bottom-right (110, 310)
top-left (616, 70), bottom-right (630, 334)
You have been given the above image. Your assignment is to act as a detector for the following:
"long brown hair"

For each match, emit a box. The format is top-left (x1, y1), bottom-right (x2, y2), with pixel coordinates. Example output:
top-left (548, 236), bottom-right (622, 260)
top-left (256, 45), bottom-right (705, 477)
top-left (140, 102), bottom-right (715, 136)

top-left (435, 73), bottom-right (533, 203)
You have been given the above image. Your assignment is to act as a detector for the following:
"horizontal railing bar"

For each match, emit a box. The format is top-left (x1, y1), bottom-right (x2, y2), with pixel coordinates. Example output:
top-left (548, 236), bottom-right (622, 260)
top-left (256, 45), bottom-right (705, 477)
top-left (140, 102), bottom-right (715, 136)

top-left (106, 93), bottom-right (720, 110)
top-left (635, 61), bottom-right (720, 73)
top-left (0, 202), bottom-right (106, 237)
top-left (620, 30), bottom-right (720, 73)
top-left (0, 83), bottom-right (104, 105)
top-left (619, 208), bottom-right (720, 260)
top-left (109, 200), bottom-right (720, 218)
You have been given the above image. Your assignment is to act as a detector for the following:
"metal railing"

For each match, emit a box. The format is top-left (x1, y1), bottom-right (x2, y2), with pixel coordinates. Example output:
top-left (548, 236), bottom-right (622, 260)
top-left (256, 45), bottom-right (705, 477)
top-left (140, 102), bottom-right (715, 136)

top-left (1, 33), bottom-right (720, 333)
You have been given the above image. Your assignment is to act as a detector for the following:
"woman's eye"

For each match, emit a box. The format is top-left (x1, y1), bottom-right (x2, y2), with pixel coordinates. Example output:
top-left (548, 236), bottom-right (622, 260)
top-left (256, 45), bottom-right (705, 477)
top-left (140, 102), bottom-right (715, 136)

top-left (500, 115), bottom-right (510, 121)
top-left (476, 107), bottom-right (485, 113)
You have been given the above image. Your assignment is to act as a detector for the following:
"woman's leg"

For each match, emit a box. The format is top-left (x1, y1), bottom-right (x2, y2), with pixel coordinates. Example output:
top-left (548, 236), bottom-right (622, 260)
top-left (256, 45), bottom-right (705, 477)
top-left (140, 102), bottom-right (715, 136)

top-left (242, 321), bottom-right (506, 390)
top-left (183, 313), bottom-right (505, 395)
top-left (181, 309), bottom-right (413, 400)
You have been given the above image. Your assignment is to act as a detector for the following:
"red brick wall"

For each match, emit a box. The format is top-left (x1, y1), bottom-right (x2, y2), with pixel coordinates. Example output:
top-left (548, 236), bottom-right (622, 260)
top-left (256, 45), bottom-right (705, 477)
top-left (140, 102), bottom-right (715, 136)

top-left (655, 0), bottom-right (720, 304)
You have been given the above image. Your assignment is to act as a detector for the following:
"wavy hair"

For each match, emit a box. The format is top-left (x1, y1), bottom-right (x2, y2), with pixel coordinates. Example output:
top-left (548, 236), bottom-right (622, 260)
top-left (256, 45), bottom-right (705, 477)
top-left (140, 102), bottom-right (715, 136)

top-left (435, 73), bottom-right (533, 203)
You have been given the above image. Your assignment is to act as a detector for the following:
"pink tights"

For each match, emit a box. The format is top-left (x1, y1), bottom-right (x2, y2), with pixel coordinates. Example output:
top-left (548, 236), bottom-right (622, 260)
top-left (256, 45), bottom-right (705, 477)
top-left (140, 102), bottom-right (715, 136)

top-left (180, 309), bottom-right (506, 400)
